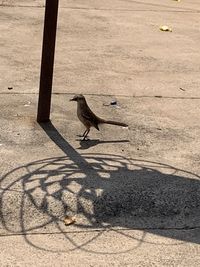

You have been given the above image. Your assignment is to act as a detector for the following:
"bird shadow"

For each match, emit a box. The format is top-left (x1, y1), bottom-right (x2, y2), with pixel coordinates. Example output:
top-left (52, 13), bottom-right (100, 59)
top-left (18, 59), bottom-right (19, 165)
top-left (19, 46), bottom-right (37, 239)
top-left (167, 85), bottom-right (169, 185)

top-left (77, 139), bottom-right (130, 149)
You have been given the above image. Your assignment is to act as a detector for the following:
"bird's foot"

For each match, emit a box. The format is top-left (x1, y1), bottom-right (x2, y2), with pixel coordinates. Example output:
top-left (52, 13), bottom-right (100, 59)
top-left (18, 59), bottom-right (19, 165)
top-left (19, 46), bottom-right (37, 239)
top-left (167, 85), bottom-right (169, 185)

top-left (77, 134), bottom-right (84, 137)
top-left (82, 136), bottom-right (90, 141)
top-left (76, 134), bottom-right (90, 141)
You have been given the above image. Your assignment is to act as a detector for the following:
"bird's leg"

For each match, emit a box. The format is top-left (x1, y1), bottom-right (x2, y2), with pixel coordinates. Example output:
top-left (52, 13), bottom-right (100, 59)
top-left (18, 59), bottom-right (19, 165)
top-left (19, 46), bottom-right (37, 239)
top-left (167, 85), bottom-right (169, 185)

top-left (77, 129), bottom-right (88, 137)
top-left (82, 129), bottom-right (88, 137)
top-left (83, 129), bottom-right (90, 140)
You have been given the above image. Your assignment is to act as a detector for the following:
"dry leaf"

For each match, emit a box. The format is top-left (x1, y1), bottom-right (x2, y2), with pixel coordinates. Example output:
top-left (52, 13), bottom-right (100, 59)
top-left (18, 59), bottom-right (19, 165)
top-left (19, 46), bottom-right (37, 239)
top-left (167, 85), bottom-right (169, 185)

top-left (64, 216), bottom-right (76, 226)
top-left (159, 25), bottom-right (172, 32)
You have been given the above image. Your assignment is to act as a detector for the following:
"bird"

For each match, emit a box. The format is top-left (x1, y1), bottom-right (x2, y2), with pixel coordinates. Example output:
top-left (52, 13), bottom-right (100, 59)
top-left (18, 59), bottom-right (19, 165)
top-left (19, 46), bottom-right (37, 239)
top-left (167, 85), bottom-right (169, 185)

top-left (70, 94), bottom-right (128, 140)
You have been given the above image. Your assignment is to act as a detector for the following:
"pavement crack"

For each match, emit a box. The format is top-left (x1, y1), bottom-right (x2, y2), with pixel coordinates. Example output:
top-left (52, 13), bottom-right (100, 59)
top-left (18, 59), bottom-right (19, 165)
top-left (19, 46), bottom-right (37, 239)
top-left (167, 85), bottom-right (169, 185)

top-left (0, 92), bottom-right (200, 100)
top-left (0, 225), bottom-right (200, 238)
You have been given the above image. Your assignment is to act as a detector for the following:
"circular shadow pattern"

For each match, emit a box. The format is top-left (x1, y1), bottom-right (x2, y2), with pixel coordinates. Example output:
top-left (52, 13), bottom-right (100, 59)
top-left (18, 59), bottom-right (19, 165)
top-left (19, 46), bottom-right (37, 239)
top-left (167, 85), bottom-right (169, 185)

top-left (0, 154), bottom-right (200, 252)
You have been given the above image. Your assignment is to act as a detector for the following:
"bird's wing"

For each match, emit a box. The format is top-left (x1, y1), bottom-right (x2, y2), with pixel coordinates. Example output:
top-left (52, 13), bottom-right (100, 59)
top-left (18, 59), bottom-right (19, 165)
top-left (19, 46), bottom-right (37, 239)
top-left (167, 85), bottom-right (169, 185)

top-left (82, 108), bottom-right (100, 130)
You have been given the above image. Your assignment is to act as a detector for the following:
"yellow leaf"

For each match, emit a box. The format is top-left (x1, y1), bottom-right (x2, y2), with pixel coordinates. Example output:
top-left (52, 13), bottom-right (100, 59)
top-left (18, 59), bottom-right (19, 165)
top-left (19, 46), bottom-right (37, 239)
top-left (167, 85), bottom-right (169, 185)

top-left (64, 216), bottom-right (76, 226)
top-left (159, 25), bottom-right (172, 32)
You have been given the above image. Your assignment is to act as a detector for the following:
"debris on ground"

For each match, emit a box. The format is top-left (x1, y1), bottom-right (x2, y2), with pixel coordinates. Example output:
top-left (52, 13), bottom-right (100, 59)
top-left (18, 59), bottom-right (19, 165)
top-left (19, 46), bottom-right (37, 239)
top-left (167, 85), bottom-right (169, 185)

top-left (179, 87), bottom-right (186, 91)
top-left (64, 215), bottom-right (76, 226)
top-left (103, 100), bottom-right (118, 106)
top-left (24, 101), bottom-right (31, 107)
top-left (110, 100), bottom-right (117, 105)
top-left (159, 25), bottom-right (172, 32)
top-left (8, 87), bottom-right (13, 90)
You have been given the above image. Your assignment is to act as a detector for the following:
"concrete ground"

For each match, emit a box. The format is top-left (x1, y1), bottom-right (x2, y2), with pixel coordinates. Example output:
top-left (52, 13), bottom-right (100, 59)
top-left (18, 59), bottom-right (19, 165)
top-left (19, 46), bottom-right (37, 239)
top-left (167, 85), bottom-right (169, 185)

top-left (0, 0), bottom-right (200, 266)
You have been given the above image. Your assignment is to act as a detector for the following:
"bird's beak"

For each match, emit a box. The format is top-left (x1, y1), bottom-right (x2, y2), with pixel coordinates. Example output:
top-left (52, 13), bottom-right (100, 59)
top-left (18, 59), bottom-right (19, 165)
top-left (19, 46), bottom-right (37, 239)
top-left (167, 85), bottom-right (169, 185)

top-left (70, 97), bottom-right (76, 101)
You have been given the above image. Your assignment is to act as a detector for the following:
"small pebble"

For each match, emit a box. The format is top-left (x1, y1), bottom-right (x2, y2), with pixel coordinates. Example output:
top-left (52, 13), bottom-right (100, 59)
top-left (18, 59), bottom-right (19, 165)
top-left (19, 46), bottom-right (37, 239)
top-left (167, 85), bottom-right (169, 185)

top-left (110, 100), bottom-right (117, 105)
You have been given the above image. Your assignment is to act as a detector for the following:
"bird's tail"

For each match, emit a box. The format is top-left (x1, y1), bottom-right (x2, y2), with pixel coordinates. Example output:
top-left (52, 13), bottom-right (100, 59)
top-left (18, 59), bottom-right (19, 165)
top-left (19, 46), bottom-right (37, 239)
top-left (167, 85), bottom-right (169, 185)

top-left (100, 119), bottom-right (128, 127)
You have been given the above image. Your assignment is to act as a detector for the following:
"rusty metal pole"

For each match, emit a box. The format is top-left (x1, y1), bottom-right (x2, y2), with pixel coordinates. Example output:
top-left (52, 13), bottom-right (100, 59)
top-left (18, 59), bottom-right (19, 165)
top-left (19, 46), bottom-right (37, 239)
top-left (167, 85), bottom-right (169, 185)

top-left (37, 0), bottom-right (59, 122)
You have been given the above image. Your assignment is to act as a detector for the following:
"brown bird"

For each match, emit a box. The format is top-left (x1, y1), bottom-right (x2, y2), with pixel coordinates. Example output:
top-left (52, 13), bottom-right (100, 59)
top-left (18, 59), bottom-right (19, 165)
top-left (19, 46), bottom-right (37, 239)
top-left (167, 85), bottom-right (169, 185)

top-left (70, 94), bottom-right (128, 140)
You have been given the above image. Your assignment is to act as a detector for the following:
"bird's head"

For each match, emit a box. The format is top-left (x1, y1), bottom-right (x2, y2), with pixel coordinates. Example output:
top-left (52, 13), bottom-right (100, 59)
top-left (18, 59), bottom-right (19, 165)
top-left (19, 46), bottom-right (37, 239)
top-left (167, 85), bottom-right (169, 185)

top-left (70, 94), bottom-right (85, 103)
